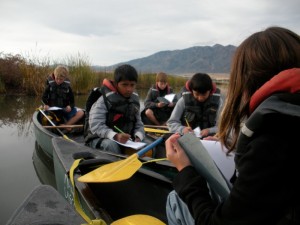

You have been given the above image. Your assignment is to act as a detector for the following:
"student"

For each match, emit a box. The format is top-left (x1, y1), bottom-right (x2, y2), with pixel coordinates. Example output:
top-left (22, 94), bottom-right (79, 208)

top-left (45, 71), bottom-right (70, 86)
top-left (142, 72), bottom-right (176, 125)
top-left (167, 73), bottom-right (223, 138)
top-left (85, 64), bottom-right (145, 154)
top-left (42, 65), bottom-right (84, 130)
top-left (165, 26), bottom-right (300, 225)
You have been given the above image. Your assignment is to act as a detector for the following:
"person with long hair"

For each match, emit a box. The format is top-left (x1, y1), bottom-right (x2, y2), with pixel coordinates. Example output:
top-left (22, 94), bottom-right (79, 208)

top-left (165, 26), bottom-right (300, 225)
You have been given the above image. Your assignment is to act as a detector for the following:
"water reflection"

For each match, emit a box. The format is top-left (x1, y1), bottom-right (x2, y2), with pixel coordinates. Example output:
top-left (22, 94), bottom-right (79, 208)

top-left (0, 96), bottom-right (41, 136)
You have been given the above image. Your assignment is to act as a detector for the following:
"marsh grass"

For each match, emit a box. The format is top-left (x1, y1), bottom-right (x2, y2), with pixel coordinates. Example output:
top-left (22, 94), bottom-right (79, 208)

top-left (2, 52), bottom-right (225, 96)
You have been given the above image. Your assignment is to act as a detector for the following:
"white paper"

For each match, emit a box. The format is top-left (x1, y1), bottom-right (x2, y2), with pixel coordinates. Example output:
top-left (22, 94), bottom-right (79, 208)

top-left (201, 140), bottom-right (235, 183)
top-left (178, 134), bottom-right (231, 199)
top-left (48, 106), bottom-right (63, 110)
top-left (164, 93), bottom-right (176, 102)
top-left (112, 139), bottom-right (147, 150)
top-left (193, 126), bottom-right (202, 138)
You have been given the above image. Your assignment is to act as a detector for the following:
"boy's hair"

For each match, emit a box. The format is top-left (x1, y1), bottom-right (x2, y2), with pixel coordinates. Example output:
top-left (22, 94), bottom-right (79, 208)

top-left (54, 65), bottom-right (69, 79)
top-left (189, 73), bottom-right (213, 93)
top-left (156, 72), bottom-right (168, 82)
top-left (114, 64), bottom-right (138, 83)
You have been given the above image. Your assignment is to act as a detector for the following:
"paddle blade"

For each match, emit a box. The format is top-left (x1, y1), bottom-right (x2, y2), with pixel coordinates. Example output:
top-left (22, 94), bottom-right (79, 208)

top-left (78, 154), bottom-right (142, 183)
top-left (111, 214), bottom-right (165, 225)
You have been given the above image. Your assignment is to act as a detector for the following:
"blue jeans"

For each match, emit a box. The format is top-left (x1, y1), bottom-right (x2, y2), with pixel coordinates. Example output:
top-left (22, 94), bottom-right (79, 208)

top-left (63, 107), bottom-right (77, 121)
top-left (89, 137), bottom-right (122, 154)
top-left (166, 190), bottom-right (195, 225)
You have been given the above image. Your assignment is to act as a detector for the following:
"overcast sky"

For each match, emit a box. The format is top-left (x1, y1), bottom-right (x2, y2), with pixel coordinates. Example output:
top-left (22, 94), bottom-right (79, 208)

top-left (0, 0), bottom-right (299, 66)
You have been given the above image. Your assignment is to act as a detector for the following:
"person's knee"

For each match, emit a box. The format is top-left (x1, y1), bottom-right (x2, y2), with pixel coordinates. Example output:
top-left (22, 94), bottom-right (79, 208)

top-left (100, 139), bottom-right (122, 154)
top-left (76, 110), bottom-right (84, 118)
top-left (145, 109), bottom-right (153, 117)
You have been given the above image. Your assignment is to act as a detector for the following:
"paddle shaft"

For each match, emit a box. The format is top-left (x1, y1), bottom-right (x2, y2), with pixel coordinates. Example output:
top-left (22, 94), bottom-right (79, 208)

top-left (144, 124), bottom-right (168, 129)
top-left (137, 137), bottom-right (164, 157)
top-left (38, 108), bottom-right (71, 140)
top-left (43, 124), bottom-right (83, 129)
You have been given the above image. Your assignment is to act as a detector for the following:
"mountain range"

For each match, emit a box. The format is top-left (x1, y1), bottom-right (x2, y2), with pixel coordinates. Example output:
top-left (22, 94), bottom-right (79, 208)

top-left (93, 44), bottom-right (236, 75)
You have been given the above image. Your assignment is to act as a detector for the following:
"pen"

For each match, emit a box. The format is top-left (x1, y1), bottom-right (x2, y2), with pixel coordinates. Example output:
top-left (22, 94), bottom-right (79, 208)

top-left (184, 117), bottom-right (191, 128)
top-left (114, 125), bottom-right (133, 141)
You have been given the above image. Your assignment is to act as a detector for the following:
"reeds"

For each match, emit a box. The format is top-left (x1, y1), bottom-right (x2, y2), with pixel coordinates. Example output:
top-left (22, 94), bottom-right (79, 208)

top-left (0, 52), bottom-right (188, 96)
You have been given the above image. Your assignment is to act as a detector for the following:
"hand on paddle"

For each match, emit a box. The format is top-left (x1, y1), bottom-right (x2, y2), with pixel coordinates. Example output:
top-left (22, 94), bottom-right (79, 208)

top-left (43, 104), bottom-right (50, 111)
top-left (165, 133), bottom-right (191, 172)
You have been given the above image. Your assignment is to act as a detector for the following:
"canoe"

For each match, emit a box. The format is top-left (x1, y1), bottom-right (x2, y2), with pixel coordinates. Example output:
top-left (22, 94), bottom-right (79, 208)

top-left (32, 110), bottom-right (58, 158)
top-left (32, 110), bottom-right (167, 158)
top-left (5, 184), bottom-right (85, 225)
top-left (52, 136), bottom-right (176, 224)
top-left (32, 110), bottom-right (86, 158)
top-left (33, 109), bottom-right (177, 223)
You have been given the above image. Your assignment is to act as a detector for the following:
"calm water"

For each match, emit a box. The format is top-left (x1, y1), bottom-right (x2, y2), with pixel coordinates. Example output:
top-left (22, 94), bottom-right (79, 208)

top-left (0, 95), bottom-right (87, 224)
top-left (0, 85), bottom-right (228, 224)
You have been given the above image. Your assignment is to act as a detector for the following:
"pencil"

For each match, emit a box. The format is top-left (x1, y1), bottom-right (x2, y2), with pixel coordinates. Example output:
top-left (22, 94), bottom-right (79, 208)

top-left (185, 117), bottom-right (191, 128)
top-left (114, 125), bottom-right (133, 141)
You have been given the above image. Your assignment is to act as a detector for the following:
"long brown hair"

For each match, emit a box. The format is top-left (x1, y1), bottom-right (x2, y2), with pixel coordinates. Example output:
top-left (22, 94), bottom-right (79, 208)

top-left (218, 26), bottom-right (300, 152)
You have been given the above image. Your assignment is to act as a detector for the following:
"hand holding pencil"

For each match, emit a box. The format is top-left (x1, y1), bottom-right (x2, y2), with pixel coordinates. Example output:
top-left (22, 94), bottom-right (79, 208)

top-left (114, 126), bottom-right (132, 143)
top-left (183, 117), bottom-right (194, 134)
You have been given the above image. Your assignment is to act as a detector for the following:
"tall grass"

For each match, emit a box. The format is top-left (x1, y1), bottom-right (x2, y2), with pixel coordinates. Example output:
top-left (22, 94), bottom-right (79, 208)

top-left (0, 52), bottom-right (188, 96)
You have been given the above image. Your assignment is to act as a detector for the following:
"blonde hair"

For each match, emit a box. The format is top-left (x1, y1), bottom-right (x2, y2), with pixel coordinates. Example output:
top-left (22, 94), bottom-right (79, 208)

top-left (156, 72), bottom-right (168, 82)
top-left (54, 65), bottom-right (69, 79)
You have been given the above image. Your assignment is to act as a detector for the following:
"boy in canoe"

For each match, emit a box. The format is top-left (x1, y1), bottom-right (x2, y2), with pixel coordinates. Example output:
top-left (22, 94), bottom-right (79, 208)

top-left (167, 73), bottom-right (223, 138)
top-left (85, 64), bottom-right (146, 154)
top-left (42, 65), bottom-right (84, 131)
top-left (141, 72), bottom-right (176, 126)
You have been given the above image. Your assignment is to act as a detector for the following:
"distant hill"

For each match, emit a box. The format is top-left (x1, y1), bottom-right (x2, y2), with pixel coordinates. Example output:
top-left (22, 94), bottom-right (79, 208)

top-left (93, 44), bottom-right (236, 75)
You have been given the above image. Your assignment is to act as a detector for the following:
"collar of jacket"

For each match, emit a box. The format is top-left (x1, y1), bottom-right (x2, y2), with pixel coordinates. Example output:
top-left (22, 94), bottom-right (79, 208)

top-left (249, 68), bottom-right (300, 113)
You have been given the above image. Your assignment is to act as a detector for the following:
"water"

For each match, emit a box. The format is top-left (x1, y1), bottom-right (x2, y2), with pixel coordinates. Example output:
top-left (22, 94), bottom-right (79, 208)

top-left (0, 95), bottom-right (87, 224)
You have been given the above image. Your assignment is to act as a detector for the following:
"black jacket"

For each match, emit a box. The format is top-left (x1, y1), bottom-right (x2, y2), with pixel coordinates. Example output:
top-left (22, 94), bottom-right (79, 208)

top-left (173, 68), bottom-right (300, 225)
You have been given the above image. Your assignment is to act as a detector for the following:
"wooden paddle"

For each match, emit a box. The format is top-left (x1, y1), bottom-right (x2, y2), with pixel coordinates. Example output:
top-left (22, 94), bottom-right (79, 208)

top-left (43, 124), bottom-right (83, 129)
top-left (144, 124), bottom-right (168, 129)
top-left (38, 108), bottom-right (73, 142)
top-left (77, 136), bottom-right (165, 183)
top-left (144, 127), bottom-right (170, 134)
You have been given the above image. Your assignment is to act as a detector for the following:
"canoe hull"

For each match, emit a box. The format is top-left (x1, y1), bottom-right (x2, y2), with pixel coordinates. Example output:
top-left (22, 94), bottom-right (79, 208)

top-left (32, 111), bottom-right (58, 158)
top-left (5, 185), bottom-right (85, 225)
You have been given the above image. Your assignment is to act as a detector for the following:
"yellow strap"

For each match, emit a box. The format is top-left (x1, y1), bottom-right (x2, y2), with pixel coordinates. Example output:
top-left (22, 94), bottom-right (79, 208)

top-left (70, 159), bottom-right (107, 225)
top-left (142, 158), bottom-right (168, 164)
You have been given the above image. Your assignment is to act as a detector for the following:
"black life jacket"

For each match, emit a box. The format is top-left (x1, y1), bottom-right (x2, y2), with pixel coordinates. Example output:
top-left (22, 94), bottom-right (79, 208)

top-left (181, 89), bottom-right (220, 129)
top-left (84, 79), bottom-right (140, 141)
top-left (47, 79), bottom-right (71, 108)
top-left (148, 84), bottom-right (172, 102)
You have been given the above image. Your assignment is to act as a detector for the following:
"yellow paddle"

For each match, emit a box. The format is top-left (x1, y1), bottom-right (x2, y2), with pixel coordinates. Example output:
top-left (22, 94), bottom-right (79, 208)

top-left (70, 159), bottom-right (166, 225)
top-left (38, 108), bottom-right (73, 142)
top-left (78, 137), bottom-right (164, 183)
top-left (111, 214), bottom-right (165, 225)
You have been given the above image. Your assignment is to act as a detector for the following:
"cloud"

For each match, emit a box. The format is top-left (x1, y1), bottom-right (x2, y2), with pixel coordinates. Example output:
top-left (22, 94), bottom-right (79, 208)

top-left (0, 0), bottom-right (299, 66)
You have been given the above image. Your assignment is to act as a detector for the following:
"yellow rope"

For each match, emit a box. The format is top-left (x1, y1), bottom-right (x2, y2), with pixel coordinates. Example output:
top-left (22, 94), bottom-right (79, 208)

top-left (142, 158), bottom-right (168, 164)
top-left (70, 159), bottom-right (107, 225)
